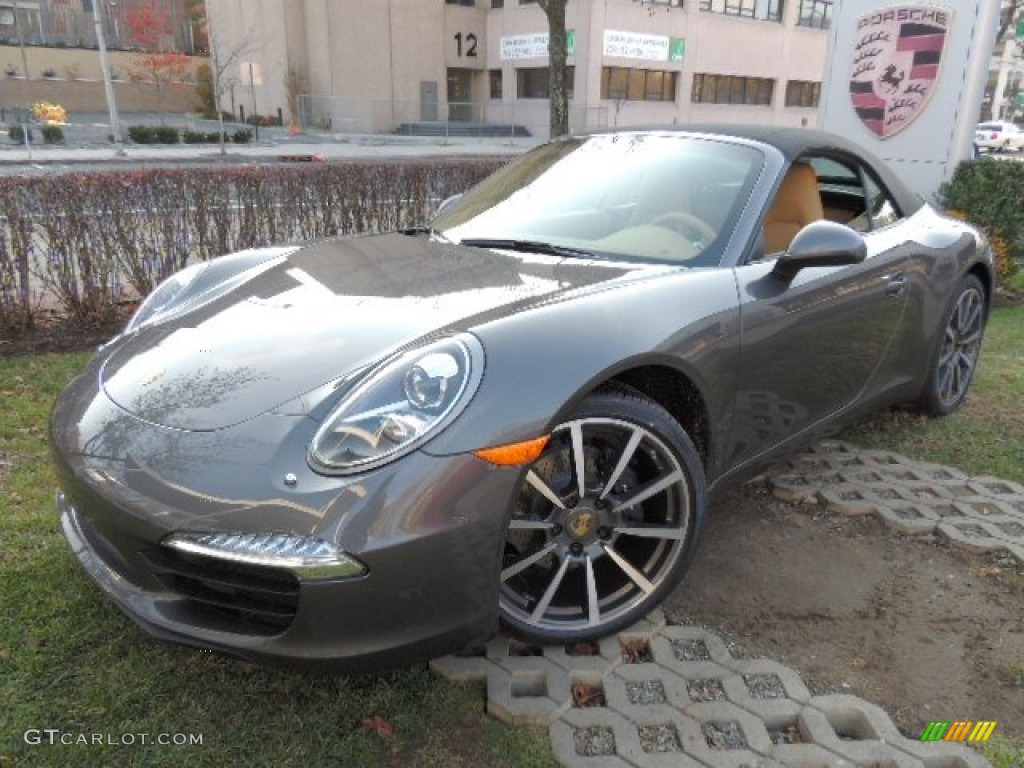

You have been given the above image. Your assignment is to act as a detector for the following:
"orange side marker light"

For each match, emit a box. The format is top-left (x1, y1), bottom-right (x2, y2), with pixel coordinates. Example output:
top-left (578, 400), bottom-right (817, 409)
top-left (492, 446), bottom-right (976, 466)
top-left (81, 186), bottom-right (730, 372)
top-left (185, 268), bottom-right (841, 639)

top-left (473, 435), bottom-right (550, 466)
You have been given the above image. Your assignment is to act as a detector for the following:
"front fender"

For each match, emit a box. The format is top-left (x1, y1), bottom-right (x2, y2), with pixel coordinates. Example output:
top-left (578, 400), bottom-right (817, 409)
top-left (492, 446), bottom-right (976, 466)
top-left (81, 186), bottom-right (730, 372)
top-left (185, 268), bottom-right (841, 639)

top-left (423, 269), bottom-right (742, 460)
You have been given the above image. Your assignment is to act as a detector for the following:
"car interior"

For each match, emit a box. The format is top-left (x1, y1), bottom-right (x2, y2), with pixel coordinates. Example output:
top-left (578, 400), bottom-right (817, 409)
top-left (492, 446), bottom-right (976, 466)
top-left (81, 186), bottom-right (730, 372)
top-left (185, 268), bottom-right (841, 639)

top-left (760, 155), bottom-right (903, 257)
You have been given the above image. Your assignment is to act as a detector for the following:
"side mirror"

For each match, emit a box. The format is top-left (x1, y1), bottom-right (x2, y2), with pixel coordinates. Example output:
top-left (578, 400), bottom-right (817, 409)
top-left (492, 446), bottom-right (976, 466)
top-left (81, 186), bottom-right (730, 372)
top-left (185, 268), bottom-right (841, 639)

top-left (435, 193), bottom-right (463, 218)
top-left (771, 220), bottom-right (867, 282)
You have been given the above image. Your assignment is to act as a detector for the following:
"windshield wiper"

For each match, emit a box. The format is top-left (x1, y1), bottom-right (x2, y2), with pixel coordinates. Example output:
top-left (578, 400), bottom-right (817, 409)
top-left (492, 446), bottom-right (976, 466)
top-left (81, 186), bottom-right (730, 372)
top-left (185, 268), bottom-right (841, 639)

top-left (458, 238), bottom-right (594, 258)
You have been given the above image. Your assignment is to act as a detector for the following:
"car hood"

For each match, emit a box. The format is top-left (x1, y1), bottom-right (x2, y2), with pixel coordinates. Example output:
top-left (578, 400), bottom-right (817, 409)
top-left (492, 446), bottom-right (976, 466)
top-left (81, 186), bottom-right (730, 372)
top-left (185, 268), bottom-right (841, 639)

top-left (100, 233), bottom-right (652, 431)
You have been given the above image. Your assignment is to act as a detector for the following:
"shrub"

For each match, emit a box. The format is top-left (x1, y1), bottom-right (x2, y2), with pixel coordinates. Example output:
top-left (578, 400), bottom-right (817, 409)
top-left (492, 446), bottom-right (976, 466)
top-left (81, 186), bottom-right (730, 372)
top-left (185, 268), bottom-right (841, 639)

top-left (940, 159), bottom-right (1024, 281)
top-left (246, 114), bottom-right (282, 127)
top-left (41, 125), bottom-right (64, 144)
top-left (8, 124), bottom-right (33, 143)
top-left (182, 130), bottom-right (207, 144)
top-left (0, 160), bottom-right (505, 333)
top-left (232, 129), bottom-right (253, 144)
top-left (31, 100), bottom-right (67, 124)
top-left (206, 132), bottom-right (224, 143)
top-left (154, 126), bottom-right (180, 144)
top-left (128, 125), bottom-right (155, 144)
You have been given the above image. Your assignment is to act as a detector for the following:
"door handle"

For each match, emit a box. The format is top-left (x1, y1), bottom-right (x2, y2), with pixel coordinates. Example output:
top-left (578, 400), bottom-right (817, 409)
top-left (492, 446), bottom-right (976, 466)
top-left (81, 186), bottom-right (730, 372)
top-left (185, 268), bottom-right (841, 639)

top-left (885, 273), bottom-right (906, 297)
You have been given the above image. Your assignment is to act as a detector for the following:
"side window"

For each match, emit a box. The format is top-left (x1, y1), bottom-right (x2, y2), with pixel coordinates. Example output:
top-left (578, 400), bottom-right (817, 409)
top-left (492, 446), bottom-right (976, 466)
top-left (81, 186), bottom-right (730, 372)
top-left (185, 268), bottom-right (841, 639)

top-left (862, 173), bottom-right (901, 230)
top-left (808, 155), bottom-right (866, 227)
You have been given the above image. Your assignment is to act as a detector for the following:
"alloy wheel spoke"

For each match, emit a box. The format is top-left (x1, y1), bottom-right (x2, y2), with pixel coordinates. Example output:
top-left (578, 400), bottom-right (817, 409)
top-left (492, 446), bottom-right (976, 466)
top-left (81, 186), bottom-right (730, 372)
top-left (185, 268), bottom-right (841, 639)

top-left (957, 294), bottom-right (981, 334)
top-left (958, 330), bottom-right (983, 347)
top-left (584, 554), bottom-right (600, 627)
top-left (938, 344), bottom-right (957, 367)
top-left (951, 358), bottom-right (964, 398)
top-left (501, 541), bottom-right (560, 582)
top-left (613, 524), bottom-right (687, 540)
top-left (526, 470), bottom-right (566, 510)
top-left (600, 427), bottom-right (643, 500)
top-left (610, 469), bottom-right (684, 513)
top-left (508, 518), bottom-right (557, 531)
top-left (938, 366), bottom-right (953, 402)
top-left (570, 421), bottom-right (586, 499)
top-left (601, 543), bottom-right (655, 595)
top-left (530, 555), bottom-right (571, 623)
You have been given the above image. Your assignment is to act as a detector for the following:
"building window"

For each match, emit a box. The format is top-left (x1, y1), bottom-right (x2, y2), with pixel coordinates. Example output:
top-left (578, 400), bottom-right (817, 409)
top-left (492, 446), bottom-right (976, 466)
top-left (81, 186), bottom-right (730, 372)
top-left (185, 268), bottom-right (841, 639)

top-left (491, 0), bottom-right (504, 6)
top-left (517, 67), bottom-right (574, 98)
top-left (446, 0), bottom-right (475, 5)
top-left (785, 80), bottom-right (820, 107)
top-left (490, 69), bottom-right (503, 99)
top-left (797, 0), bottom-right (831, 27)
top-left (698, 0), bottom-right (782, 22)
top-left (601, 67), bottom-right (678, 102)
top-left (691, 73), bottom-right (774, 105)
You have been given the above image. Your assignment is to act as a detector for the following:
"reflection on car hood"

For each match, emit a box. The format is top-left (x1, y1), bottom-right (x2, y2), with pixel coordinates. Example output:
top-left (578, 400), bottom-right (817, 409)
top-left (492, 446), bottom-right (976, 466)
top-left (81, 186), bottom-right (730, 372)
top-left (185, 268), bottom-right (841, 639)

top-left (100, 233), bottom-right (654, 431)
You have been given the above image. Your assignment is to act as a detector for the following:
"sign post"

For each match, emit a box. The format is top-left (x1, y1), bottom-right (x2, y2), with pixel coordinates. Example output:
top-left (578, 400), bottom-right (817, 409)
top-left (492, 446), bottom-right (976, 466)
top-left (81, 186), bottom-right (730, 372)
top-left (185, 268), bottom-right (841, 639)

top-left (818, 0), bottom-right (1000, 200)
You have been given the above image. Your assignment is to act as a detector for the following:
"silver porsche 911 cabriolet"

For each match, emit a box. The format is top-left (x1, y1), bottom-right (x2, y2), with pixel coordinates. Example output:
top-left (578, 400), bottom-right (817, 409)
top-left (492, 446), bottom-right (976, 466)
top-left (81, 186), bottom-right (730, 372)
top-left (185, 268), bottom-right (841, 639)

top-left (51, 125), bottom-right (992, 669)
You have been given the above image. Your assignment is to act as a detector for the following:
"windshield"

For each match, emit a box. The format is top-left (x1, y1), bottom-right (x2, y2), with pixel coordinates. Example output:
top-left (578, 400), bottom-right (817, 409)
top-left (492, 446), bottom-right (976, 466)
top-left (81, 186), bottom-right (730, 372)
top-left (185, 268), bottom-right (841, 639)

top-left (434, 133), bottom-right (764, 267)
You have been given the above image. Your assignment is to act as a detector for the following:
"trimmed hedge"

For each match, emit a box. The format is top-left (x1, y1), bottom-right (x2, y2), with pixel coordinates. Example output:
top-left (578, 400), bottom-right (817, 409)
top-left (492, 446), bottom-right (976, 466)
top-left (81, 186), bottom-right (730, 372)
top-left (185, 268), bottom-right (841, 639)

top-left (0, 159), bottom-right (504, 333)
top-left (939, 158), bottom-right (1024, 281)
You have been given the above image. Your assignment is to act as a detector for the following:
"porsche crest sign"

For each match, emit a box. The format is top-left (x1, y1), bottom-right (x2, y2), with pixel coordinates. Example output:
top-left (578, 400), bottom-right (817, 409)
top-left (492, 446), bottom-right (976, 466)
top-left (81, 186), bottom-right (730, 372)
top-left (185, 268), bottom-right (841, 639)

top-left (849, 5), bottom-right (952, 139)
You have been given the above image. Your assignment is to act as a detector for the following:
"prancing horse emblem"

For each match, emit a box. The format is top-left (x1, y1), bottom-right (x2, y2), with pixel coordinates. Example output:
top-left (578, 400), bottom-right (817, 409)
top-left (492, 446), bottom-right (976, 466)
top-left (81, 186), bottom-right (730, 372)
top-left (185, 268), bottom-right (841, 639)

top-left (570, 512), bottom-right (594, 538)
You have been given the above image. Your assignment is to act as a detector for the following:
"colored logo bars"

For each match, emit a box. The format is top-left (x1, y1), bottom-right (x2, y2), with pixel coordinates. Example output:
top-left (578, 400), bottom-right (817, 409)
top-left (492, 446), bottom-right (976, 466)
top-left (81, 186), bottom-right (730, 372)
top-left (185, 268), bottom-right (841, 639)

top-left (920, 721), bottom-right (997, 742)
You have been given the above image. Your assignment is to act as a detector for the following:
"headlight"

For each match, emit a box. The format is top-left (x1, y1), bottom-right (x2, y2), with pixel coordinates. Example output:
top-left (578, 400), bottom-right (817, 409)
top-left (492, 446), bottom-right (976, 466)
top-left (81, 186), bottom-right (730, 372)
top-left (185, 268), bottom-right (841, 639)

top-left (309, 334), bottom-right (484, 474)
top-left (124, 262), bottom-right (208, 334)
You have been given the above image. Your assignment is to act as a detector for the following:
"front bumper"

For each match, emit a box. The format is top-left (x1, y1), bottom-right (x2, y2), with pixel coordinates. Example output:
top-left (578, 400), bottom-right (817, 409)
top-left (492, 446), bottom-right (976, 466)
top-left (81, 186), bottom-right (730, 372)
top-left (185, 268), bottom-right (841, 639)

top-left (51, 364), bottom-right (521, 670)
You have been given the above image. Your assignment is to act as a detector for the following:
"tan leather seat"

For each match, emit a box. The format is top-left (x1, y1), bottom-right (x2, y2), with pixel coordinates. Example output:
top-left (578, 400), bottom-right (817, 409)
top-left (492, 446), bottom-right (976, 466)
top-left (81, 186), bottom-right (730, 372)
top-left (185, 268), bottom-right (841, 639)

top-left (763, 163), bottom-right (823, 254)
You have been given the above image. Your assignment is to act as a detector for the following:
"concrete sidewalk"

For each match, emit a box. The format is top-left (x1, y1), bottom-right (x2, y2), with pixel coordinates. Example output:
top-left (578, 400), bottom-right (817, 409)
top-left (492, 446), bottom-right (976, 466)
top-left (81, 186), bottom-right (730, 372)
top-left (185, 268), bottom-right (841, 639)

top-left (0, 113), bottom-right (538, 170)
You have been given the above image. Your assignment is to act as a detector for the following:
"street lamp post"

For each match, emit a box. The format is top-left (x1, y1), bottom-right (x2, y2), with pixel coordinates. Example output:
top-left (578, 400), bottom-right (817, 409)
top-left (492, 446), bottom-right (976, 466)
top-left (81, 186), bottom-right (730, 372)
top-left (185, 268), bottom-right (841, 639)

top-left (13, 0), bottom-right (31, 80)
top-left (93, 0), bottom-right (125, 156)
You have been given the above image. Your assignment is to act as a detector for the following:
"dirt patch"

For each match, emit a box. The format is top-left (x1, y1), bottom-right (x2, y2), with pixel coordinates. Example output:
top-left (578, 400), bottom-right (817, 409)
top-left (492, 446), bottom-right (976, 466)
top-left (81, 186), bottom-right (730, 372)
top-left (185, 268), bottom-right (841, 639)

top-left (666, 481), bottom-right (1024, 739)
top-left (993, 283), bottom-right (1024, 308)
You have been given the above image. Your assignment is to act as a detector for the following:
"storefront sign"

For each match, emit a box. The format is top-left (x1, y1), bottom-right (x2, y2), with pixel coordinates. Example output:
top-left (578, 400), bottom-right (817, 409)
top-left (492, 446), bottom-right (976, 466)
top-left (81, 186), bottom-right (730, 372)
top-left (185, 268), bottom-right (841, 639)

top-left (603, 30), bottom-right (685, 62)
top-left (500, 30), bottom-right (576, 61)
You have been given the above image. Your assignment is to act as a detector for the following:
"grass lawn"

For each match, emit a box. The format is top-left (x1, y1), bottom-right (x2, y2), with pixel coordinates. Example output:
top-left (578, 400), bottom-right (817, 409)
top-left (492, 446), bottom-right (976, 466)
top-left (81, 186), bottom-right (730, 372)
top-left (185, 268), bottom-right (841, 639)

top-left (1, 306), bottom-right (1020, 767)
top-left (0, 352), bottom-right (555, 767)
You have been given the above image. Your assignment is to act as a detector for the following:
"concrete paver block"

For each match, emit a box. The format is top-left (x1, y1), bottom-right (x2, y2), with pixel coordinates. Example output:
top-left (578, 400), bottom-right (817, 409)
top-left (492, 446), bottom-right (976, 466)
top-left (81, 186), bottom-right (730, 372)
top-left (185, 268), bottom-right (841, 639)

top-left (873, 503), bottom-right (943, 535)
top-left (486, 656), bottom-right (572, 726)
top-left (769, 743), bottom-right (855, 768)
top-left (551, 707), bottom-right (646, 768)
top-left (543, 635), bottom-right (625, 672)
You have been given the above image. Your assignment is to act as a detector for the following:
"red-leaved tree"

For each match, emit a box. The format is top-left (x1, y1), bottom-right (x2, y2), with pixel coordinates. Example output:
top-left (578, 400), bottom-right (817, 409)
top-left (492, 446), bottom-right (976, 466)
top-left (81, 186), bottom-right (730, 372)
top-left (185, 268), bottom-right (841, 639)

top-left (126, 0), bottom-right (190, 118)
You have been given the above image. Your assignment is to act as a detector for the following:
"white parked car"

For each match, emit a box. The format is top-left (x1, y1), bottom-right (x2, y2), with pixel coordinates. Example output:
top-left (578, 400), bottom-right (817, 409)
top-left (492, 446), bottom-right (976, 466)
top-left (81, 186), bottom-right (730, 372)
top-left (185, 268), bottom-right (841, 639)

top-left (975, 121), bottom-right (1024, 153)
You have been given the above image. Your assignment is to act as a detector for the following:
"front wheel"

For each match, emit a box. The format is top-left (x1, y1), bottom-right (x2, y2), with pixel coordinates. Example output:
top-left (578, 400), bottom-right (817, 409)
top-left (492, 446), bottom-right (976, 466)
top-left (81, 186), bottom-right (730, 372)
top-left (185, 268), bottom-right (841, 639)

top-left (917, 274), bottom-right (986, 416)
top-left (498, 390), bottom-right (707, 643)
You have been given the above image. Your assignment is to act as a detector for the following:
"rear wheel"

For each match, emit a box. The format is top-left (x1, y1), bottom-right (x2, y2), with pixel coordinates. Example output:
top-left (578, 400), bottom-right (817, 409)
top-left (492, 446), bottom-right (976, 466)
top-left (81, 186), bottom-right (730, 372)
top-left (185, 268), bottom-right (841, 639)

top-left (498, 390), bottom-right (706, 643)
top-left (917, 274), bottom-right (986, 416)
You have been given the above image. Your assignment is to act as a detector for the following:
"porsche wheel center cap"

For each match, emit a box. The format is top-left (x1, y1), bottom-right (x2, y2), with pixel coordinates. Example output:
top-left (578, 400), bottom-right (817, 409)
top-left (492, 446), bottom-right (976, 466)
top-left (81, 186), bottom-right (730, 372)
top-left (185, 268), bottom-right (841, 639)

top-left (566, 509), bottom-right (597, 540)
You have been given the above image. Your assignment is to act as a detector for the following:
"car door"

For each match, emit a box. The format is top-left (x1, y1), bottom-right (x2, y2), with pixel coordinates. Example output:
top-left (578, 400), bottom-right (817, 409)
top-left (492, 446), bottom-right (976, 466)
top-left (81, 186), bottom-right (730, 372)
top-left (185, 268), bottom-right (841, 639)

top-left (724, 154), bottom-right (911, 468)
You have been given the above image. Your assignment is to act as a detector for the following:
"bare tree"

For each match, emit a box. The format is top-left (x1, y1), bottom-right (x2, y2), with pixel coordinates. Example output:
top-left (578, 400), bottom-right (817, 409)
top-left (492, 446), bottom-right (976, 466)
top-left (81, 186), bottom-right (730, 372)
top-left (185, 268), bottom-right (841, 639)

top-left (206, 24), bottom-right (256, 154)
top-left (998, 0), bottom-right (1021, 42)
top-left (538, 0), bottom-right (569, 138)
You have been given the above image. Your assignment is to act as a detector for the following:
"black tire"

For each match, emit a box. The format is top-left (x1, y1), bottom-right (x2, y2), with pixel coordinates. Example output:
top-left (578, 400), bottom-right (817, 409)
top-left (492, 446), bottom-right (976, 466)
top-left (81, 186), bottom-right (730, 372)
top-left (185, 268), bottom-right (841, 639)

top-left (498, 389), bottom-right (707, 643)
top-left (917, 274), bottom-right (986, 417)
